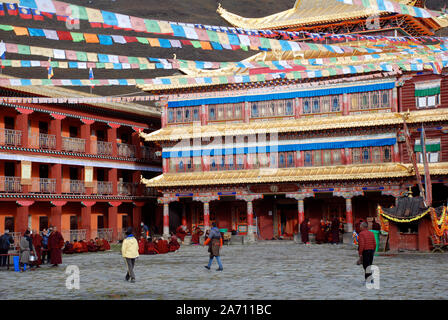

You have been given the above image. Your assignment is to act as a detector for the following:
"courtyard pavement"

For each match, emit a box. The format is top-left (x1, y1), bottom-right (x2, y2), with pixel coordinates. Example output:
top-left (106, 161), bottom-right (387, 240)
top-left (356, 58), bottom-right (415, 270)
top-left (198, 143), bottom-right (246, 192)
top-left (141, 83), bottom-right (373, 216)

top-left (0, 241), bottom-right (447, 300)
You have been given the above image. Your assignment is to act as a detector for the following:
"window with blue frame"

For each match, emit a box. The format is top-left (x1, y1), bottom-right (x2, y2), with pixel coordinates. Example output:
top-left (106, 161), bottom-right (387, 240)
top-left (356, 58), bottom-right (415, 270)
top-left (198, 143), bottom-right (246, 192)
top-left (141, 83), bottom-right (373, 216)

top-left (286, 101), bottom-right (293, 115)
top-left (303, 99), bottom-right (311, 114)
top-left (168, 110), bottom-right (174, 123)
top-left (304, 151), bottom-right (312, 166)
top-left (209, 107), bottom-right (216, 120)
top-left (252, 103), bottom-right (259, 117)
top-left (193, 108), bottom-right (200, 121)
top-left (279, 153), bottom-right (286, 168)
top-left (312, 98), bottom-right (320, 113)
top-left (178, 160), bottom-right (184, 172)
top-left (287, 153), bottom-right (294, 167)
top-left (332, 96), bottom-right (340, 112)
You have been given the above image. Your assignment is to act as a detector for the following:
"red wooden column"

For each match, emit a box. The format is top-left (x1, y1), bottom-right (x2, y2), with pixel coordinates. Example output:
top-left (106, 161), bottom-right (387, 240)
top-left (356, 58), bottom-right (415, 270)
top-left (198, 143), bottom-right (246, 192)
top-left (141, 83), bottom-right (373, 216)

top-left (132, 170), bottom-right (142, 196)
top-left (107, 122), bottom-right (120, 157)
top-left (50, 200), bottom-right (66, 232)
top-left (108, 201), bottom-right (122, 242)
top-left (109, 167), bottom-right (118, 195)
top-left (158, 195), bottom-right (178, 238)
top-left (81, 201), bottom-right (95, 241)
top-left (193, 195), bottom-right (219, 233)
top-left (132, 127), bottom-right (143, 159)
top-left (16, 108), bottom-right (33, 148)
top-left (50, 113), bottom-right (66, 151)
top-left (133, 201), bottom-right (145, 235)
top-left (16, 200), bottom-right (34, 234)
top-left (345, 197), bottom-right (354, 233)
top-left (236, 194), bottom-right (262, 241)
top-left (81, 119), bottom-right (94, 154)
top-left (286, 193), bottom-right (313, 235)
top-left (50, 163), bottom-right (62, 194)
top-left (181, 203), bottom-right (187, 226)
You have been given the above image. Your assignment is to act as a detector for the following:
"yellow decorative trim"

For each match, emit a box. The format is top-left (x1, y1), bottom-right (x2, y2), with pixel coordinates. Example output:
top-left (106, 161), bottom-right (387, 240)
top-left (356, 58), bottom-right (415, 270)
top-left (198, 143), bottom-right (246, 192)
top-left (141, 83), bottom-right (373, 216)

top-left (378, 207), bottom-right (431, 223)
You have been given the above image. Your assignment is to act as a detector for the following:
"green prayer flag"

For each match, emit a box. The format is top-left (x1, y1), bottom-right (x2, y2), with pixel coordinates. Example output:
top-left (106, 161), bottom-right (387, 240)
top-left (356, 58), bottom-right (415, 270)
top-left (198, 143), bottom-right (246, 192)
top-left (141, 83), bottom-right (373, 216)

top-left (137, 37), bottom-right (149, 44)
top-left (128, 57), bottom-right (139, 64)
top-left (76, 51), bottom-right (88, 61)
top-left (179, 78), bottom-right (188, 85)
top-left (145, 19), bottom-right (161, 33)
top-left (96, 63), bottom-right (105, 68)
top-left (0, 24), bottom-right (14, 31)
top-left (206, 30), bottom-right (220, 43)
top-left (70, 5), bottom-right (88, 20)
top-left (191, 41), bottom-right (202, 48)
top-left (17, 44), bottom-right (30, 55)
top-left (259, 37), bottom-right (271, 49)
top-left (414, 143), bottom-right (440, 152)
top-left (70, 32), bottom-right (84, 42)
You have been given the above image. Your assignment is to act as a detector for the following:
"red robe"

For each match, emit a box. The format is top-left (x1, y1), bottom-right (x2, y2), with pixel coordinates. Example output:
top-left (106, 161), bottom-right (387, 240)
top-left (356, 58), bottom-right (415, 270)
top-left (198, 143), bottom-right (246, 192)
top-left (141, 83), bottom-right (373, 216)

top-left (48, 231), bottom-right (64, 265)
top-left (87, 241), bottom-right (97, 252)
top-left (146, 242), bottom-right (159, 255)
top-left (96, 239), bottom-right (105, 251)
top-left (191, 229), bottom-right (203, 244)
top-left (73, 242), bottom-right (83, 253)
top-left (300, 221), bottom-right (310, 243)
top-left (31, 234), bottom-right (43, 265)
top-left (138, 239), bottom-right (147, 254)
top-left (63, 242), bottom-right (74, 254)
top-left (80, 241), bottom-right (88, 253)
top-left (169, 239), bottom-right (180, 252)
top-left (175, 226), bottom-right (187, 241)
top-left (155, 239), bottom-right (169, 254)
top-left (102, 239), bottom-right (110, 250)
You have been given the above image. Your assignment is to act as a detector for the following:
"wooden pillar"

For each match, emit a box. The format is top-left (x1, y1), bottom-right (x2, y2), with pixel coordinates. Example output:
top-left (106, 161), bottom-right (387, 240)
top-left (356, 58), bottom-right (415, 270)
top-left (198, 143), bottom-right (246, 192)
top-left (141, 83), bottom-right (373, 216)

top-left (203, 202), bottom-right (210, 231)
top-left (16, 108), bottom-right (33, 148)
top-left (132, 128), bottom-right (142, 159)
top-left (50, 113), bottom-right (66, 151)
top-left (107, 123), bottom-right (120, 157)
top-left (50, 163), bottom-right (62, 194)
top-left (298, 199), bottom-right (305, 226)
top-left (81, 201), bottom-right (95, 241)
top-left (49, 201), bottom-right (65, 232)
top-left (16, 201), bottom-right (34, 234)
top-left (109, 168), bottom-right (118, 195)
top-left (163, 202), bottom-right (170, 237)
top-left (133, 202), bottom-right (144, 235)
top-left (108, 201), bottom-right (121, 242)
top-left (182, 203), bottom-right (187, 226)
top-left (132, 170), bottom-right (142, 196)
top-left (81, 119), bottom-right (94, 154)
top-left (345, 197), bottom-right (353, 232)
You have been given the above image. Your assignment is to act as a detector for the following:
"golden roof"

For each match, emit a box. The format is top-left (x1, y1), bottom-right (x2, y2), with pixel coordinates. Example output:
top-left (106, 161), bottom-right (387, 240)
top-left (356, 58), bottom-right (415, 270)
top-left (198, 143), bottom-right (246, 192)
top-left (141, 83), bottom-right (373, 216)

top-left (141, 162), bottom-right (448, 187)
top-left (141, 108), bottom-right (448, 142)
top-left (0, 74), bottom-right (160, 118)
top-left (217, 0), bottom-right (442, 30)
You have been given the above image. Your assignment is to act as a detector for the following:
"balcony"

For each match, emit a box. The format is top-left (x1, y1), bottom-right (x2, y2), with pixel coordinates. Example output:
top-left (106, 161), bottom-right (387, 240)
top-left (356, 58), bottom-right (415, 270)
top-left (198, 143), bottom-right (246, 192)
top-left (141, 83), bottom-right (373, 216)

top-left (144, 187), bottom-right (159, 197)
top-left (62, 179), bottom-right (86, 194)
top-left (29, 133), bottom-right (56, 150)
top-left (31, 178), bottom-right (56, 193)
top-left (0, 176), bottom-right (22, 193)
top-left (117, 143), bottom-right (136, 158)
top-left (92, 141), bottom-right (113, 156)
top-left (141, 146), bottom-right (162, 161)
top-left (93, 181), bottom-right (113, 195)
top-left (62, 137), bottom-right (86, 153)
top-left (117, 182), bottom-right (138, 196)
top-left (0, 129), bottom-right (21, 147)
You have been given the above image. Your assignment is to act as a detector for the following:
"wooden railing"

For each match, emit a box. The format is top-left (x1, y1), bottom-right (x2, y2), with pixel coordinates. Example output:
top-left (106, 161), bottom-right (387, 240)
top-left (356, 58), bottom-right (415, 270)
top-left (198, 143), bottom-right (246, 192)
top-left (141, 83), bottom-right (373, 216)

top-left (61, 229), bottom-right (87, 242)
top-left (62, 179), bottom-right (85, 194)
top-left (144, 187), bottom-right (159, 197)
top-left (31, 178), bottom-right (56, 193)
top-left (0, 129), bottom-right (21, 147)
top-left (141, 146), bottom-right (162, 161)
top-left (62, 137), bottom-right (85, 153)
top-left (93, 181), bottom-right (113, 195)
top-left (117, 143), bottom-right (136, 158)
top-left (93, 228), bottom-right (113, 242)
top-left (92, 141), bottom-right (113, 156)
top-left (0, 176), bottom-right (22, 193)
top-left (29, 133), bottom-right (56, 150)
top-left (118, 182), bottom-right (138, 196)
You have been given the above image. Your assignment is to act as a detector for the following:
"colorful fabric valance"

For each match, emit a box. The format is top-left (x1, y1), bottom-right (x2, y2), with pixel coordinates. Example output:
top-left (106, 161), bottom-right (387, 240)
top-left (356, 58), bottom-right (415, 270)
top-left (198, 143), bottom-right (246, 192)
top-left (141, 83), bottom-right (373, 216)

top-left (167, 81), bottom-right (395, 108)
top-left (415, 86), bottom-right (441, 97)
top-left (414, 143), bottom-right (441, 152)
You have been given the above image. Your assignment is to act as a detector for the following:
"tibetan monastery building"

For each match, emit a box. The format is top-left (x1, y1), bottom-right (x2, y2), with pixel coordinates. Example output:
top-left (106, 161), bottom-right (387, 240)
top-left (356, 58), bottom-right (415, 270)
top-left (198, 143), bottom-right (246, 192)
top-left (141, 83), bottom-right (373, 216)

top-left (139, 1), bottom-right (448, 242)
top-left (0, 78), bottom-right (162, 243)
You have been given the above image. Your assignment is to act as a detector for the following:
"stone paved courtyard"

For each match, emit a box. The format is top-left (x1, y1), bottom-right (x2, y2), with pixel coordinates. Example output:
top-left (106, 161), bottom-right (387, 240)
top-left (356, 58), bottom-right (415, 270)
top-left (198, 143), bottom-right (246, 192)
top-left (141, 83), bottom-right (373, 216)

top-left (0, 241), bottom-right (447, 300)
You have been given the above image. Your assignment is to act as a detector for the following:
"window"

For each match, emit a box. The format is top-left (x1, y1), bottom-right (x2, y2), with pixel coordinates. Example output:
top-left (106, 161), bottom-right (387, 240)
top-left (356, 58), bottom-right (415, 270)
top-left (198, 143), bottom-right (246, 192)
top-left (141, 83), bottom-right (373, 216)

top-left (236, 155), bottom-right (244, 169)
top-left (193, 108), bottom-right (200, 121)
top-left (312, 98), bottom-right (320, 113)
top-left (313, 150), bottom-right (322, 166)
top-left (321, 96), bottom-right (330, 113)
top-left (176, 109), bottom-right (183, 123)
top-left (235, 105), bottom-right (242, 119)
top-left (383, 146), bottom-right (392, 162)
top-left (361, 93), bottom-right (369, 109)
top-left (251, 103), bottom-right (259, 117)
top-left (333, 150), bottom-right (341, 165)
top-left (415, 139), bottom-right (441, 163)
top-left (185, 109), bottom-right (191, 122)
top-left (323, 150), bottom-right (331, 166)
top-left (286, 101), bottom-right (293, 115)
top-left (287, 153), bottom-right (294, 167)
top-left (210, 157), bottom-right (217, 171)
top-left (362, 148), bottom-right (370, 163)
top-left (415, 82), bottom-right (441, 109)
top-left (350, 94), bottom-right (359, 110)
top-left (168, 110), bottom-right (174, 123)
top-left (332, 96), bottom-right (340, 112)
top-left (209, 107), bottom-right (216, 120)
top-left (279, 153), bottom-right (286, 168)
top-left (352, 149), bottom-right (361, 164)
top-left (178, 160), bottom-right (184, 172)
top-left (372, 147), bottom-right (381, 163)
top-left (303, 99), bottom-right (311, 114)
top-left (381, 91), bottom-right (389, 107)
top-left (304, 151), bottom-right (312, 167)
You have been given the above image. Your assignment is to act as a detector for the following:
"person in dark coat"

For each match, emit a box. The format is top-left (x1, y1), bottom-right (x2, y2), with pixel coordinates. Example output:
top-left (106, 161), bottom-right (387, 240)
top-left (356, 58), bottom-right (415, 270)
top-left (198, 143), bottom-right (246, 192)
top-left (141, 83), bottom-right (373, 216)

top-left (330, 216), bottom-right (340, 244)
top-left (63, 241), bottom-right (74, 254)
top-left (315, 220), bottom-right (326, 244)
top-left (19, 230), bottom-right (36, 271)
top-left (0, 230), bottom-right (14, 267)
top-left (204, 223), bottom-right (223, 271)
top-left (168, 235), bottom-right (180, 252)
top-left (300, 218), bottom-right (310, 244)
top-left (48, 226), bottom-right (64, 267)
top-left (31, 230), bottom-right (43, 267)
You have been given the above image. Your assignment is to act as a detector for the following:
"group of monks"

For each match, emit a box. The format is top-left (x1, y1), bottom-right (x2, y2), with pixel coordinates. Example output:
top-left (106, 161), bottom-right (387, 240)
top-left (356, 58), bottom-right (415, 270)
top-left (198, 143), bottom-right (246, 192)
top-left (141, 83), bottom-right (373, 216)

top-left (138, 235), bottom-right (180, 255)
top-left (315, 218), bottom-right (344, 244)
top-left (63, 238), bottom-right (110, 254)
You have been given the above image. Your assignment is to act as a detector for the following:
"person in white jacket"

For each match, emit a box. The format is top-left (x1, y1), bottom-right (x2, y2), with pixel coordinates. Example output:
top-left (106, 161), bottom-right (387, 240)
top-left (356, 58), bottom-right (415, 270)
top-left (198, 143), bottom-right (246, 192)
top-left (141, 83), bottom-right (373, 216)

top-left (121, 227), bottom-right (139, 283)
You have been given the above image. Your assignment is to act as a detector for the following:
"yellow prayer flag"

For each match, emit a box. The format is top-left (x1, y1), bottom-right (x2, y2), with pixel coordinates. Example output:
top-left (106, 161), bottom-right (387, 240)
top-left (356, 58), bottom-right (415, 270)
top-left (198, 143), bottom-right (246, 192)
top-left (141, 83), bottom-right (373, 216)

top-left (86, 8), bottom-right (104, 23)
top-left (11, 60), bottom-right (21, 67)
top-left (137, 57), bottom-right (147, 64)
top-left (269, 39), bottom-right (282, 51)
top-left (87, 52), bottom-right (98, 62)
top-left (30, 46), bottom-right (53, 58)
top-left (157, 21), bottom-right (172, 34)
top-left (13, 26), bottom-right (28, 36)
top-left (217, 32), bottom-right (229, 45)
top-left (58, 62), bottom-right (68, 69)
top-left (104, 63), bottom-right (114, 69)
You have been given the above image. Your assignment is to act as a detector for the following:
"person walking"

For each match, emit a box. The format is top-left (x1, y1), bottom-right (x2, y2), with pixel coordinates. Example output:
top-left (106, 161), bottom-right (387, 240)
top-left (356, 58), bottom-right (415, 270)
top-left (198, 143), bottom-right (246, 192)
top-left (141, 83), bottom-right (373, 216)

top-left (19, 230), bottom-right (36, 272)
top-left (300, 218), bottom-right (310, 245)
top-left (0, 230), bottom-right (14, 267)
top-left (41, 228), bottom-right (50, 264)
top-left (203, 223), bottom-right (223, 271)
top-left (357, 222), bottom-right (377, 284)
top-left (121, 227), bottom-right (139, 283)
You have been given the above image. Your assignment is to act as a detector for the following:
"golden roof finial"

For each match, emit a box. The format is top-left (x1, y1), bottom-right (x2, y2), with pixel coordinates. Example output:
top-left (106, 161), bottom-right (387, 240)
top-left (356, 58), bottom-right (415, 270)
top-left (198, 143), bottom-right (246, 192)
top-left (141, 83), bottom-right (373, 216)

top-left (408, 186), bottom-right (413, 197)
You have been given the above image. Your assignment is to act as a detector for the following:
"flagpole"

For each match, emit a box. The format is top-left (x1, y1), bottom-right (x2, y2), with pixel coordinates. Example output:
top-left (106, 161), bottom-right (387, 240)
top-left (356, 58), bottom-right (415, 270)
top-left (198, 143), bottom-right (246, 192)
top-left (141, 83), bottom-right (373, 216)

top-left (421, 124), bottom-right (432, 207)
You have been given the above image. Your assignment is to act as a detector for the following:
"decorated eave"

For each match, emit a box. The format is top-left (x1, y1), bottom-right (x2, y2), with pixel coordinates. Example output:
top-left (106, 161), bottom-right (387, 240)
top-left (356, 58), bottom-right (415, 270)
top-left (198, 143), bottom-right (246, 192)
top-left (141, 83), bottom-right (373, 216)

top-left (141, 108), bottom-right (448, 142)
top-left (216, 0), bottom-right (446, 31)
top-left (141, 162), bottom-right (448, 188)
top-left (0, 74), bottom-right (160, 118)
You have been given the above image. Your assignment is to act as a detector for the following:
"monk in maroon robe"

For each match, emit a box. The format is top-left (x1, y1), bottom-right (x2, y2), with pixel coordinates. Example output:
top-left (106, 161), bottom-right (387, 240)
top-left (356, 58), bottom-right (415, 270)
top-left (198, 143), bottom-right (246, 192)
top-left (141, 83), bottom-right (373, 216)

top-left (168, 236), bottom-right (180, 252)
top-left (315, 220), bottom-right (326, 244)
top-left (95, 238), bottom-right (105, 251)
top-left (146, 239), bottom-right (159, 255)
top-left (73, 240), bottom-right (83, 253)
top-left (300, 218), bottom-right (310, 244)
top-left (155, 238), bottom-right (169, 254)
top-left (48, 227), bottom-right (64, 266)
top-left (87, 240), bottom-right (97, 252)
top-left (102, 239), bottom-right (110, 250)
top-left (191, 227), bottom-right (203, 245)
top-left (63, 241), bottom-right (74, 254)
top-left (175, 225), bottom-right (187, 242)
top-left (330, 217), bottom-right (340, 244)
top-left (79, 240), bottom-right (88, 253)
top-left (31, 231), bottom-right (43, 266)
top-left (138, 238), bottom-right (147, 254)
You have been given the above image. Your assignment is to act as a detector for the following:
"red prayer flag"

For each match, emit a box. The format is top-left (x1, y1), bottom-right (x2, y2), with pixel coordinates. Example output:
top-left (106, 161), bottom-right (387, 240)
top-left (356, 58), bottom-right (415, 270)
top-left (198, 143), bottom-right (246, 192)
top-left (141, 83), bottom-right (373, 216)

top-left (90, 22), bottom-right (102, 28)
top-left (56, 30), bottom-right (73, 41)
top-left (19, 6), bottom-right (32, 19)
top-left (102, 23), bottom-right (113, 28)
top-left (124, 36), bottom-right (138, 43)
top-left (0, 4), bottom-right (5, 16)
top-left (6, 3), bottom-right (18, 15)
top-left (181, 39), bottom-right (192, 45)
top-left (42, 12), bottom-right (53, 18)
top-left (32, 9), bottom-right (44, 20)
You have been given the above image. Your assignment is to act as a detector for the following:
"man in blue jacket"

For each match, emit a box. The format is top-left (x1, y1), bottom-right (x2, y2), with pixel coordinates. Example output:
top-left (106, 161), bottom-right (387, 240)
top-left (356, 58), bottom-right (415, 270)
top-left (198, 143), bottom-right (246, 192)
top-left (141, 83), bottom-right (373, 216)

top-left (0, 230), bottom-right (14, 267)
